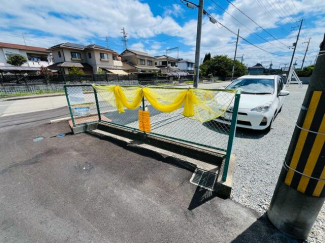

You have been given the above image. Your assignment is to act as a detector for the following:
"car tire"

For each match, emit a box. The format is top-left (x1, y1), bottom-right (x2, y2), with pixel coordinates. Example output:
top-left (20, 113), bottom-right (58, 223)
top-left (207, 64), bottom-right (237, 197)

top-left (265, 112), bottom-right (276, 132)
top-left (265, 120), bottom-right (272, 132)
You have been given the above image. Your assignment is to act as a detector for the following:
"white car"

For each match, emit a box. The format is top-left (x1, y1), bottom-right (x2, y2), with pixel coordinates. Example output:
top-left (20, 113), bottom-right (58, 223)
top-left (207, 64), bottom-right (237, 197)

top-left (216, 75), bottom-right (289, 131)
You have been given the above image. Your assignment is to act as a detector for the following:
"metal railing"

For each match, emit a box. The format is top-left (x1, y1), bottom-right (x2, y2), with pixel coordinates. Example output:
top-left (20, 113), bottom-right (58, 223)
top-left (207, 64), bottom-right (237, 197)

top-left (64, 84), bottom-right (241, 181)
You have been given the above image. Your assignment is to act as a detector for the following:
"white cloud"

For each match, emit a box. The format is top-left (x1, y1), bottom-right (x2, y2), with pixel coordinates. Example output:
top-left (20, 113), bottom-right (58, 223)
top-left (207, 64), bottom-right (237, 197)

top-left (0, 0), bottom-right (323, 67)
top-left (0, 0), bottom-right (182, 41)
top-left (163, 4), bottom-right (184, 18)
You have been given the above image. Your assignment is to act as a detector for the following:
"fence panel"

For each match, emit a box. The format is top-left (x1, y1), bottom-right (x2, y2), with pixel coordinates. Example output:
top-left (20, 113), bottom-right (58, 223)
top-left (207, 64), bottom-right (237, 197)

top-left (64, 85), bottom-right (99, 126)
top-left (65, 84), bottom-right (240, 181)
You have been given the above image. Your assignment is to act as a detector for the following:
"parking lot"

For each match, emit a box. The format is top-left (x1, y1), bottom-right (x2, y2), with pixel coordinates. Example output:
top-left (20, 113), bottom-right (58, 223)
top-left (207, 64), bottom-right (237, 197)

top-left (0, 83), bottom-right (324, 242)
top-left (0, 116), bottom-right (286, 243)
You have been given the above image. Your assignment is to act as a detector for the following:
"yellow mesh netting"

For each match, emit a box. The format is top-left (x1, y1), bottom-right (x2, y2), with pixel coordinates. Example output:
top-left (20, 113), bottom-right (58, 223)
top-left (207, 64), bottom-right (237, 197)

top-left (93, 85), bottom-right (237, 123)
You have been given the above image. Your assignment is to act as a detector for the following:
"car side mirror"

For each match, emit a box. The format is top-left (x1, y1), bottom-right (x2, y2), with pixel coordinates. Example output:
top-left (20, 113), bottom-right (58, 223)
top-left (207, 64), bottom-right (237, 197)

top-left (279, 90), bottom-right (290, 96)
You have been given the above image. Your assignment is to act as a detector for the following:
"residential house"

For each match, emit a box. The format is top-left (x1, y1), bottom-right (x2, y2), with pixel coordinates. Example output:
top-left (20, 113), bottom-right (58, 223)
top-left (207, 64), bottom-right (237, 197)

top-left (177, 59), bottom-right (194, 73)
top-left (155, 55), bottom-right (178, 68)
top-left (0, 42), bottom-right (52, 73)
top-left (248, 63), bottom-right (265, 75)
top-left (120, 49), bottom-right (159, 73)
top-left (48, 42), bottom-right (132, 74)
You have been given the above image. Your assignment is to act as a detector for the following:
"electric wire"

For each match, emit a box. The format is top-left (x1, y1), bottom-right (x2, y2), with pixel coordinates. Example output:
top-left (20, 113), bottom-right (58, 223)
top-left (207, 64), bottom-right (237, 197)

top-left (256, 0), bottom-right (292, 31)
top-left (211, 0), bottom-right (288, 51)
top-left (225, 0), bottom-right (288, 47)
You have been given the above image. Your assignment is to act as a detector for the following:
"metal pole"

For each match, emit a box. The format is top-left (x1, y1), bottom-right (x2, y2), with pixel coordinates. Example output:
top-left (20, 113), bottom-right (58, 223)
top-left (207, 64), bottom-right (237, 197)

top-left (193, 0), bottom-right (204, 88)
top-left (64, 86), bottom-right (75, 127)
top-left (93, 87), bottom-right (102, 122)
top-left (288, 19), bottom-right (303, 81)
top-left (231, 29), bottom-right (240, 81)
top-left (268, 33), bottom-right (325, 240)
top-left (301, 38), bottom-right (311, 70)
top-left (222, 90), bottom-right (241, 181)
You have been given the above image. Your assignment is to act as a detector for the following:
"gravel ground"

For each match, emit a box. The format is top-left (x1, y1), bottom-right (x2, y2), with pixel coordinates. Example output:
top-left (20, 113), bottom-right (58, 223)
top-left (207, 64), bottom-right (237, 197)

top-left (230, 84), bottom-right (325, 243)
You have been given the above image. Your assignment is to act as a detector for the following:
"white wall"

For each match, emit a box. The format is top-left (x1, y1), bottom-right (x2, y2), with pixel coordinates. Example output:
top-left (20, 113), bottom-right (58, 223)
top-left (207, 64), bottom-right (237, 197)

top-left (178, 62), bottom-right (194, 71)
top-left (0, 48), bottom-right (52, 68)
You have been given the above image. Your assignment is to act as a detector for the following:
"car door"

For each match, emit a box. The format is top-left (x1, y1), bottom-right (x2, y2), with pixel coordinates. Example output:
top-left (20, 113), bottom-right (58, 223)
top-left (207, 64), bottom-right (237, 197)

top-left (277, 77), bottom-right (285, 109)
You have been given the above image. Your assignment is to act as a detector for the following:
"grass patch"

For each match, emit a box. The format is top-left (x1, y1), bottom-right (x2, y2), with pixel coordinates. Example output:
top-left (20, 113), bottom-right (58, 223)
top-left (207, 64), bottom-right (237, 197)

top-left (184, 81), bottom-right (193, 84)
top-left (0, 89), bottom-right (64, 98)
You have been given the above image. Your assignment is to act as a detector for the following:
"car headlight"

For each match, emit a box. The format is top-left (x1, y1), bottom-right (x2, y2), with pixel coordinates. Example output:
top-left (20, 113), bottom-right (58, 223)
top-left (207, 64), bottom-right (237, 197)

top-left (251, 101), bottom-right (272, 113)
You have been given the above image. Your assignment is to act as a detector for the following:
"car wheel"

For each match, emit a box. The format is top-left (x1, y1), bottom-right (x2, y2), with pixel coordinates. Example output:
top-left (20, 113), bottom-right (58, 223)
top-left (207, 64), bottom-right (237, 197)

top-left (265, 120), bottom-right (272, 132)
top-left (265, 112), bottom-right (276, 132)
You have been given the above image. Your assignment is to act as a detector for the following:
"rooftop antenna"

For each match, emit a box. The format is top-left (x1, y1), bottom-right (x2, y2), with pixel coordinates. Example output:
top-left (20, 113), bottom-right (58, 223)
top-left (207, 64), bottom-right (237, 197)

top-left (106, 36), bottom-right (109, 49)
top-left (165, 47), bottom-right (179, 59)
top-left (22, 34), bottom-right (26, 45)
top-left (121, 27), bottom-right (128, 50)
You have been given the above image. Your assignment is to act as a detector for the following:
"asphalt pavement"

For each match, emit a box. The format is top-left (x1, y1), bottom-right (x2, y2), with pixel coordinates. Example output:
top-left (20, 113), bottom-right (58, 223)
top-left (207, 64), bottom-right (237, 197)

top-left (0, 114), bottom-right (296, 243)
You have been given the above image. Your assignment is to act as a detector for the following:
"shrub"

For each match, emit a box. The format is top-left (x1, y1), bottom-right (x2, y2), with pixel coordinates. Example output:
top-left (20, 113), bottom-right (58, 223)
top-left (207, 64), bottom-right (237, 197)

top-left (6, 54), bottom-right (27, 66)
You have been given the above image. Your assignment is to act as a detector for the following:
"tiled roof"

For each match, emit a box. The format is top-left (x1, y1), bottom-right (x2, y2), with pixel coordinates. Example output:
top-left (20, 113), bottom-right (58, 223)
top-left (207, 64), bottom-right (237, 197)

top-left (178, 59), bottom-right (194, 63)
top-left (86, 44), bottom-right (114, 52)
top-left (48, 42), bottom-right (85, 50)
top-left (122, 49), bottom-right (153, 57)
top-left (0, 42), bottom-right (49, 53)
top-left (48, 42), bottom-right (115, 52)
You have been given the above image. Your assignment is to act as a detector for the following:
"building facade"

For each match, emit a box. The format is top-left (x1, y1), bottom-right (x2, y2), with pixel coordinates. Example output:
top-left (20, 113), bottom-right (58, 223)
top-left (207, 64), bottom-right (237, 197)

top-left (120, 49), bottom-right (159, 73)
top-left (177, 59), bottom-right (194, 73)
top-left (48, 42), bottom-right (132, 74)
top-left (0, 42), bottom-right (52, 73)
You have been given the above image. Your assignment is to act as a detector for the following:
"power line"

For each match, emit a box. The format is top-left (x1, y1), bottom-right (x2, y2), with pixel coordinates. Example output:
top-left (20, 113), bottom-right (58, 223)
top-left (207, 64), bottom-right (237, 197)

top-left (179, 0), bottom-right (285, 56)
top-left (210, 0), bottom-right (288, 51)
top-left (216, 20), bottom-right (285, 56)
top-left (225, 0), bottom-right (288, 47)
top-left (256, 0), bottom-right (291, 31)
top-left (290, 0), bottom-right (299, 11)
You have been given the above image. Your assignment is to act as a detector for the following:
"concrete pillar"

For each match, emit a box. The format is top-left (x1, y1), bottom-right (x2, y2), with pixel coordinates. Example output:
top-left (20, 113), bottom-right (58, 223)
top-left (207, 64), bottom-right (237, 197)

top-left (268, 34), bottom-right (325, 240)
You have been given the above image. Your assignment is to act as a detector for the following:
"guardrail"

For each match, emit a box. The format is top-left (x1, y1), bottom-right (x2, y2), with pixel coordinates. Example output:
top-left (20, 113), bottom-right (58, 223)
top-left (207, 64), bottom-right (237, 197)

top-left (64, 84), bottom-right (241, 181)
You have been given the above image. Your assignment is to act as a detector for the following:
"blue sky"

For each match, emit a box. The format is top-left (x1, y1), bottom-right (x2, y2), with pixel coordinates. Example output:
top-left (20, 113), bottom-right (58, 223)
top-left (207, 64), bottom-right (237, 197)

top-left (0, 0), bottom-right (324, 67)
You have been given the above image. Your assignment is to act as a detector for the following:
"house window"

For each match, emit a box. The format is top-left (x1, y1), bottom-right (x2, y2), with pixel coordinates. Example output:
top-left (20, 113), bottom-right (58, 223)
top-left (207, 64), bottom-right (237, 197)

top-left (147, 60), bottom-right (152, 66)
top-left (155, 62), bottom-right (157, 65)
top-left (139, 59), bottom-right (145, 65)
top-left (100, 53), bottom-right (109, 60)
top-left (162, 61), bottom-right (167, 66)
top-left (71, 52), bottom-right (81, 59)
top-left (113, 55), bottom-right (117, 60)
top-left (58, 51), bottom-right (61, 58)
top-left (27, 53), bottom-right (48, 62)
top-left (88, 53), bottom-right (91, 58)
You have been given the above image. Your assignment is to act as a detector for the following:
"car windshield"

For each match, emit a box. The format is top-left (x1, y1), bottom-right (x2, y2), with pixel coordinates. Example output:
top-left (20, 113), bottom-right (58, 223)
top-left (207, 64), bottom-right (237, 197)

top-left (227, 78), bottom-right (274, 94)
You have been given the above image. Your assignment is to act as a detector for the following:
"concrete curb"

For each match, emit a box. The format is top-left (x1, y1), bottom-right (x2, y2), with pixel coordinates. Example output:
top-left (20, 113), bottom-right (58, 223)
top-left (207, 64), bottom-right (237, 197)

top-left (69, 121), bottom-right (234, 198)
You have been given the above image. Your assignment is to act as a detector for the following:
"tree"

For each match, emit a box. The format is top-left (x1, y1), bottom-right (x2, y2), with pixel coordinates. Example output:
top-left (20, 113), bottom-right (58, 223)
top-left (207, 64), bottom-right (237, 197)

top-left (200, 55), bottom-right (247, 80)
top-left (6, 54), bottom-right (27, 66)
top-left (69, 67), bottom-right (85, 75)
top-left (203, 52), bottom-right (211, 63)
top-left (296, 65), bottom-right (314, 77)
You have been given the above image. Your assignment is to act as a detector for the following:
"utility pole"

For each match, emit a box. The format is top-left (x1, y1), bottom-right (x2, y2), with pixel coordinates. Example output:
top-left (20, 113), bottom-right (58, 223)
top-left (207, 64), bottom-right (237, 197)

top-left (241, 54), bottom-right (244, 64)
top-left (301, 38), bottom-right (311, 69)
top-left (268, 33), bottom-right (325, 240)
top-left (231, 29), bottom-right (240, 81)
top-left (121, 27), bottom-right (128, 50)
top-left (193, 0), bottom-right (204, 88)
top-left (288, 19), bottom-right (303, 81)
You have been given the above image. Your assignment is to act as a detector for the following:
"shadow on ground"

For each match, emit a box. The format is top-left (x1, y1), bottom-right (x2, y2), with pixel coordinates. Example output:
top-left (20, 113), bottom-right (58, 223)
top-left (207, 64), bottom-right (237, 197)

top-left (203, 120), bottom-right (270, 139)
top-left (231, 214), bottom-right (303, 243)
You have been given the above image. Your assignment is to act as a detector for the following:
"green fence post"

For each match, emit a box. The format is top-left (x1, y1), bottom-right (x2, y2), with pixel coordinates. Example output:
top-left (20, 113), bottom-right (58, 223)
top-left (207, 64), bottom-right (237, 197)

top-left (64, 86), bottom-right (75, 127)
top-left (93, 87), bottom-right (101, 122)
top-left (222, 89), bottom-right (241, 181)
